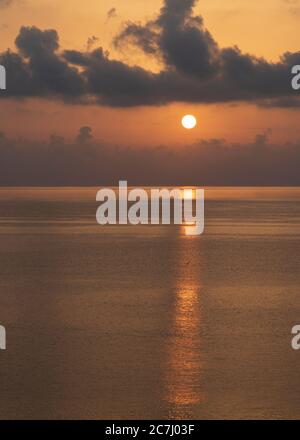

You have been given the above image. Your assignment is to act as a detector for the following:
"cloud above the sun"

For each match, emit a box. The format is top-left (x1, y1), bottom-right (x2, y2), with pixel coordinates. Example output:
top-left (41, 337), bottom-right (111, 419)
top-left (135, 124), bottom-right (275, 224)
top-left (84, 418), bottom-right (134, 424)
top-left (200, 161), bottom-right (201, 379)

top-left (0, 0), bottom-right (300, 107)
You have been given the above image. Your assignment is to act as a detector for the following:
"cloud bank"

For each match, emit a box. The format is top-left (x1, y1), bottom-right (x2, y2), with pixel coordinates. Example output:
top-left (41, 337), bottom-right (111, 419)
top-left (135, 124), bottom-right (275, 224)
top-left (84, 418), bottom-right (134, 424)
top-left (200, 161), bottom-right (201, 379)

top-left (0, 127), bottom-right (299, 186)
top-left (0, 0), bottom-right (300, 107)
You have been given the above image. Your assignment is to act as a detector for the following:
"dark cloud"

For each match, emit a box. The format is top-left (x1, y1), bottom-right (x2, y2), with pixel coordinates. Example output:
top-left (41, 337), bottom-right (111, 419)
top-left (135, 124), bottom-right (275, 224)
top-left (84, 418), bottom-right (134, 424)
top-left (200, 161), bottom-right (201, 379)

top-left (0, 26), bottom-right (85, 99)
top-left (64, 47), bottom-right (166, 106)
top-left (157, 0), bottom-right (219, 77)
top-left (112, 0), bottom-right (300, 104)
top-left (76, 126), bottom-right (93, 144)
top-left (0, 127), bottom-right (299, 186)
top-left (1, 0), bottom-right (300, 106)
top-left (114, 0), bottom-right (218, 77)
top-left (114, 21), bottom-right (158, 55)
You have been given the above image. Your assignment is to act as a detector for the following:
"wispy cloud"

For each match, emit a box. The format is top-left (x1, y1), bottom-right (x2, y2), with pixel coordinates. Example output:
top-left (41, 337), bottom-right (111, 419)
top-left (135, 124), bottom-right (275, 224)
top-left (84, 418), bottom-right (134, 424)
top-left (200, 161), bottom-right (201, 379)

top-left (107, 7), bottom-right (117, 19)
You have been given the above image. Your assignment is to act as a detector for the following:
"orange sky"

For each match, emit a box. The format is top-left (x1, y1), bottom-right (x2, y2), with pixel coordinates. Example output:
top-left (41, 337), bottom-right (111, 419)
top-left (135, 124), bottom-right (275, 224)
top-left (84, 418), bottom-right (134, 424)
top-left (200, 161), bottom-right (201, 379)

top-left (0, 0), bottom-right (300, 145)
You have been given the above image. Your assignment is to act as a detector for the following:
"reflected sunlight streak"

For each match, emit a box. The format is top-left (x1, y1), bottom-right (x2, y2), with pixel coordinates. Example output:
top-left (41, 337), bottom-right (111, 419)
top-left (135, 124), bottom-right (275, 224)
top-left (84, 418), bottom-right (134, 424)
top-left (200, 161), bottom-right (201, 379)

top-left (164, 230), bottom-right (204, 418)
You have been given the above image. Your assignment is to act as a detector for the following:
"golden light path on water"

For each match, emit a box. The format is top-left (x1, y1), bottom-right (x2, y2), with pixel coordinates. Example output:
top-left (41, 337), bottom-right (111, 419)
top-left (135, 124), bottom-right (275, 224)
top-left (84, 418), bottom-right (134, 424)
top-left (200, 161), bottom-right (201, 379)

top-left (182, 188), bottom-right (197, 236)
top-left (164, 224), bottom-right (204, 418)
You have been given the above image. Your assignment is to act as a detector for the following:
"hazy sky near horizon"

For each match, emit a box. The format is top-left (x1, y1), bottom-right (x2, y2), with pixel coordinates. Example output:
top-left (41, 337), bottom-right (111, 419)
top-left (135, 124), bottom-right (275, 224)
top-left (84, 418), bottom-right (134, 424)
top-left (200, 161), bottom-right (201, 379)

top-left (0, 0), bottom-right (300, 147)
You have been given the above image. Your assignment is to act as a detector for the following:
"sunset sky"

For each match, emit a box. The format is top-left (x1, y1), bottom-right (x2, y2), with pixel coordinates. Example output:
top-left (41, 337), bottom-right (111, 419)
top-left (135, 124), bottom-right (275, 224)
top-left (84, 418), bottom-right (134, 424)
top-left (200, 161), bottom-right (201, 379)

top-left (0, 0), bottom-right (300, 185)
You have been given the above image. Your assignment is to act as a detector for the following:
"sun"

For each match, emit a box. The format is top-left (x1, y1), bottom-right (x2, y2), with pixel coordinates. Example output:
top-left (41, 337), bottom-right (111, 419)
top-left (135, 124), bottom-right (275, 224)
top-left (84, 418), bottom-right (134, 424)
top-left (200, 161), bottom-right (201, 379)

top-left (182, 114), bottom-right (197, 130)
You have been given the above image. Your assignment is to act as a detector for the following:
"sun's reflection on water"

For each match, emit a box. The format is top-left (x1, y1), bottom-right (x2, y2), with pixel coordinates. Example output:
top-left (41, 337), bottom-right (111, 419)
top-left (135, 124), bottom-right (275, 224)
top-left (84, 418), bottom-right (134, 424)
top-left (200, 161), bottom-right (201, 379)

top-left (164, 226), bottom-right (204, 419)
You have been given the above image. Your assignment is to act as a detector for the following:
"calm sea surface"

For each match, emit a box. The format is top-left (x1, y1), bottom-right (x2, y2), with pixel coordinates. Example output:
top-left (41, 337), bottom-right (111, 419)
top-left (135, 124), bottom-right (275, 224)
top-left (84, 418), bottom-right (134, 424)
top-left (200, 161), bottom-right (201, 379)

top-left (0, 187), bottom-right (299, 419)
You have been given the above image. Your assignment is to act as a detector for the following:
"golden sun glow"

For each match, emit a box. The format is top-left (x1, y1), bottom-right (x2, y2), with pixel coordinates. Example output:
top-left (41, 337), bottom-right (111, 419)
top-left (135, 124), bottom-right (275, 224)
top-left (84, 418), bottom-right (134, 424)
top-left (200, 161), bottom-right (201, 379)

top-left (183, 188), bottom-right (194, 200)
top-left (181, 115), bottom-right (197, 130)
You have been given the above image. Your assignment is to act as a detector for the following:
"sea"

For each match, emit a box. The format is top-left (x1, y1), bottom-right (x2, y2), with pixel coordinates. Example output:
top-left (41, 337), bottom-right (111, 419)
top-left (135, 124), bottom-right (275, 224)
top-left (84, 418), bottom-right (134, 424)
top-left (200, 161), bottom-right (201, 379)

top-left (0, 187), bottom-right (299, 419)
